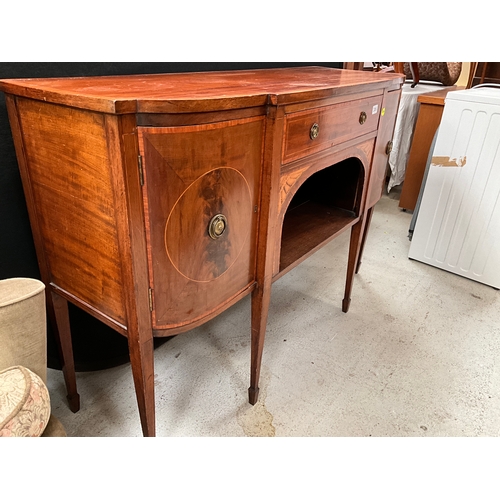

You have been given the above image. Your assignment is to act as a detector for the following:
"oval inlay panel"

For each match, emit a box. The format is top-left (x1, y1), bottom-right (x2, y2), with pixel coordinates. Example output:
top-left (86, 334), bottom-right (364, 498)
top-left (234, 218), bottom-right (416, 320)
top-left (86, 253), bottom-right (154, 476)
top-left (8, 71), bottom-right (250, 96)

top-left (165, 167), bottom-right (252, 282)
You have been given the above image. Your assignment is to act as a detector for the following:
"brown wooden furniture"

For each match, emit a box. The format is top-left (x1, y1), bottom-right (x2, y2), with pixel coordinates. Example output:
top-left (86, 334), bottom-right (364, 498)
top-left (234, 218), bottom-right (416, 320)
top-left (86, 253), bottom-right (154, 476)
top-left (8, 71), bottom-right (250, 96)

top-left (398, 87), bottom-right (462, 211)
top-left (470, 62), bottom-right (500, 87)
top-left (0, 67), bottom-right (403, 436)
top-left (342, 62), bottom-right (364, 71)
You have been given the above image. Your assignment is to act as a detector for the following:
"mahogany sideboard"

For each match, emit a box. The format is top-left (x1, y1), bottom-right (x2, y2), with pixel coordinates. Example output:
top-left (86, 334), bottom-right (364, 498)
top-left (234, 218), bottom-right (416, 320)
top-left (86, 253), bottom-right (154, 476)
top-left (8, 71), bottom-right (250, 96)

top-left (0, 67), bottom-right (403, 436)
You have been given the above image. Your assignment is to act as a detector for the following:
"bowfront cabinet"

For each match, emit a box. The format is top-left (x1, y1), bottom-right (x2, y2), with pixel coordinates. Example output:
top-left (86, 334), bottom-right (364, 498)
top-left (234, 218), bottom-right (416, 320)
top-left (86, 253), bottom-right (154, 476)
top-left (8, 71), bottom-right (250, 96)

top-left (0, 67), bottom-right (403, 436)
top-left (138, 117), bottom-right (264, 330)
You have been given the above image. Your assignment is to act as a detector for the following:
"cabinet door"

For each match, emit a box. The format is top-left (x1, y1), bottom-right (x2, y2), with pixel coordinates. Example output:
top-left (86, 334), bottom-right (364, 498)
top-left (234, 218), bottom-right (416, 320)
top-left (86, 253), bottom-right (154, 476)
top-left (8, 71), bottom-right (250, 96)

top-left (365, 89), bottom-right (401, 209)
top-left (138, 116), bottom-right (264, 330)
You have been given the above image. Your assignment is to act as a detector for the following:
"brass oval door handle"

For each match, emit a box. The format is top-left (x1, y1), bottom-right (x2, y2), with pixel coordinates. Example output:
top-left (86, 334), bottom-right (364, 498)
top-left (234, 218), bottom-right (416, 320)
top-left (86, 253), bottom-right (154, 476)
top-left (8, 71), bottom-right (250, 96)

top-left (386, 140), bottom-right (394, 155)
top-left (359, 111), bottom-right (367, 125)
top-left (208, 214), bottom-right (227, 239)
top-left (310, 123), bottom-right (320, 140)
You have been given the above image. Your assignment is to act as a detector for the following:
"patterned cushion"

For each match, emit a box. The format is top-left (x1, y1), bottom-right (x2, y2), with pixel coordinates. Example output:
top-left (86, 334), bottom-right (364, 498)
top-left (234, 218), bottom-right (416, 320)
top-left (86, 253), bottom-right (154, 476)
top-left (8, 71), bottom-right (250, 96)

top-left (0, 366), bottom-right (51, 437)
top-left (403, 62), bottom-right (462, 86)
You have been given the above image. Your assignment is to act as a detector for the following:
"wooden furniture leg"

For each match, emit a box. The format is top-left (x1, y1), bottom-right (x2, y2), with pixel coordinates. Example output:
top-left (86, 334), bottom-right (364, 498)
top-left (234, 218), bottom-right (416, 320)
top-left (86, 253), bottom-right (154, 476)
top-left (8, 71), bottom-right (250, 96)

top-left (410, 62), bottom-right (420, 88)
top-left (106, 114), bottom-right (156, 437)
top-left (48, 291), bottom-right (80, 412)
top-left (128, 333), bottom-right (155, 437)
top-left (248, 104), bottom-right (282, 406)
top-left (354, 206), bottom-right (375, 274)
top-left (249, 280), bottom-right (272, 405)
top-left (342, 214), bottom-right (369, 313)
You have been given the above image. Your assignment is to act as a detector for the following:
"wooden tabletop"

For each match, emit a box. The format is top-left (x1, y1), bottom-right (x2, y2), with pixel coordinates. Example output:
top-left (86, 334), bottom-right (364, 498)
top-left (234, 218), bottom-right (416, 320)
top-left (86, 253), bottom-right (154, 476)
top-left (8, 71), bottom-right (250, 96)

top-left (0, 66), bottom-right (404, 114)
top-left (417, 86), bottom-right (465, 105)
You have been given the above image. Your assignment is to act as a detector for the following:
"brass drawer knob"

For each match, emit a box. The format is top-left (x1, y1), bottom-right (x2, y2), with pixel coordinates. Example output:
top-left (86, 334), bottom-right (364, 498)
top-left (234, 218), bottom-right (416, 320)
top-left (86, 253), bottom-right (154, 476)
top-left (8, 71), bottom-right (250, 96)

top-left (386, 140), bottom-right (393, 155)
top-left (208, 214), bottom-right (227, 239)
top-left (310, 123), bottom-right (320, 140)
top-left (359, 111), bottom-right (367, 125)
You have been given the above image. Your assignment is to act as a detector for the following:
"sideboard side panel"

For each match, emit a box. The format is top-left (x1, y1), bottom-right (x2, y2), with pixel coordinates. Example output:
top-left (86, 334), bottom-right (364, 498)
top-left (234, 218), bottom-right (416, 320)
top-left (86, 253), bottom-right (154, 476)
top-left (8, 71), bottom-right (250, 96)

top-left (15, 98), bottom-right (127, 324)
top-left (365, 88), bottom-right (402, 210)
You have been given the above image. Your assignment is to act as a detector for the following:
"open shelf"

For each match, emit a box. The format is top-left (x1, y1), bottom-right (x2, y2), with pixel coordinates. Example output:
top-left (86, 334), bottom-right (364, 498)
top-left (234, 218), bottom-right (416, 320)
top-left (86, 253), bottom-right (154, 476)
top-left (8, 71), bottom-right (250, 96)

top-left (279, 202), bottom-right (356, 273)
top-left (277, 158), bottom-right (363, 277)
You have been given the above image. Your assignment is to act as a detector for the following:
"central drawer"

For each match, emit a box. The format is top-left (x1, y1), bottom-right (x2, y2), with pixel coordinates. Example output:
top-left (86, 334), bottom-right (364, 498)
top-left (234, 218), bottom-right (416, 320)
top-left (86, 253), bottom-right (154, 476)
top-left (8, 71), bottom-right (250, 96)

top-left (282, 95), bottom-right (383, 164)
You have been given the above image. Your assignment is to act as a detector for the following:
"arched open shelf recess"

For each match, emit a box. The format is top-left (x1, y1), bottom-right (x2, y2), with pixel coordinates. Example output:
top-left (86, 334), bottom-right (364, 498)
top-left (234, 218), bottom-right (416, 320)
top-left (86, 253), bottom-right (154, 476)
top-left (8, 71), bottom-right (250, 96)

top-left (278, 157), bottom-right (365, 276)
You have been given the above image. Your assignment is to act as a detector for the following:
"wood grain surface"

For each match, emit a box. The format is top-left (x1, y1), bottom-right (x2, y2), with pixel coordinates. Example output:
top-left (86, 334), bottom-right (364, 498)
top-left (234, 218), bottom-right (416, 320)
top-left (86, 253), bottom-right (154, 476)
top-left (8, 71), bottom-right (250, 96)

top-left (139, 116), bottom-right (264, 329)
top-left (0, 67), bottom-right (404, 114)
top-left (15, 97), bottom-right (126, 325)
top-left (1, 67), bottom-right (403, 436)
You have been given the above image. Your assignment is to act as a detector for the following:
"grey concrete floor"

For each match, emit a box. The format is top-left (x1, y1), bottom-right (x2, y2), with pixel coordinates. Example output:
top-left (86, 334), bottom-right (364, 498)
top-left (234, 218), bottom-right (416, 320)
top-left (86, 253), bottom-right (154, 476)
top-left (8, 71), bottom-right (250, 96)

top-left (46, 188), bottom-right (500, 437)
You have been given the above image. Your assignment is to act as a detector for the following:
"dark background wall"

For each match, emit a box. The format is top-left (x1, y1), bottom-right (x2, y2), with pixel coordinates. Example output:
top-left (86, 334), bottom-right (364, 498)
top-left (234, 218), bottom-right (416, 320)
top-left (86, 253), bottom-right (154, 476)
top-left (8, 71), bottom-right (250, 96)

top-left (0, 62), bottom-right (342, 370)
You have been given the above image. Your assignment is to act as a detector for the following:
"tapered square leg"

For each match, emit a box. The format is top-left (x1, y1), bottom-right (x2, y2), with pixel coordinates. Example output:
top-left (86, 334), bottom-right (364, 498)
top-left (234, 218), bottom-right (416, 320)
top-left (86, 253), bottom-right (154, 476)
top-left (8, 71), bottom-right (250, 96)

top-left (48, 291), bottom-right (80, 412)
top-left (355, 206), bottom-right (374, 275)
top-left (249, 281), bottom-right (272, 405)
top-left (128, 335), bottom-right (155, 437)
top-left (342, 213), bottom-right (369, 313)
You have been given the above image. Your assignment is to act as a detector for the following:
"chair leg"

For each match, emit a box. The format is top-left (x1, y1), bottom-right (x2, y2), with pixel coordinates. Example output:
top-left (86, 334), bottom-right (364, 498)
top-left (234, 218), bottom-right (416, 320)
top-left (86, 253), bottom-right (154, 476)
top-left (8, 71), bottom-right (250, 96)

top-left (410, 62), bottom-right (420, 88)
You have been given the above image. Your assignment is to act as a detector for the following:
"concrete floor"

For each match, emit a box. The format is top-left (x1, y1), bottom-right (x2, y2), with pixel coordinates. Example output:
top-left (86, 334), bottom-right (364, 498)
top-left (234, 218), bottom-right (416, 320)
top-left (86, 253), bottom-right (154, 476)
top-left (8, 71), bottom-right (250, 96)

top-left (46, 188), bottom-right (500, 437)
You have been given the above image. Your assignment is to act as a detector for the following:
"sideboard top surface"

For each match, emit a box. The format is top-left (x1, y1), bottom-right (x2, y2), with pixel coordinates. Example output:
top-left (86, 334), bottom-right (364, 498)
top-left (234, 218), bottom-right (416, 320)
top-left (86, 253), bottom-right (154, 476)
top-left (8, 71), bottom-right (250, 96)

top-left (0, 66), bottom-right (404, 114)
